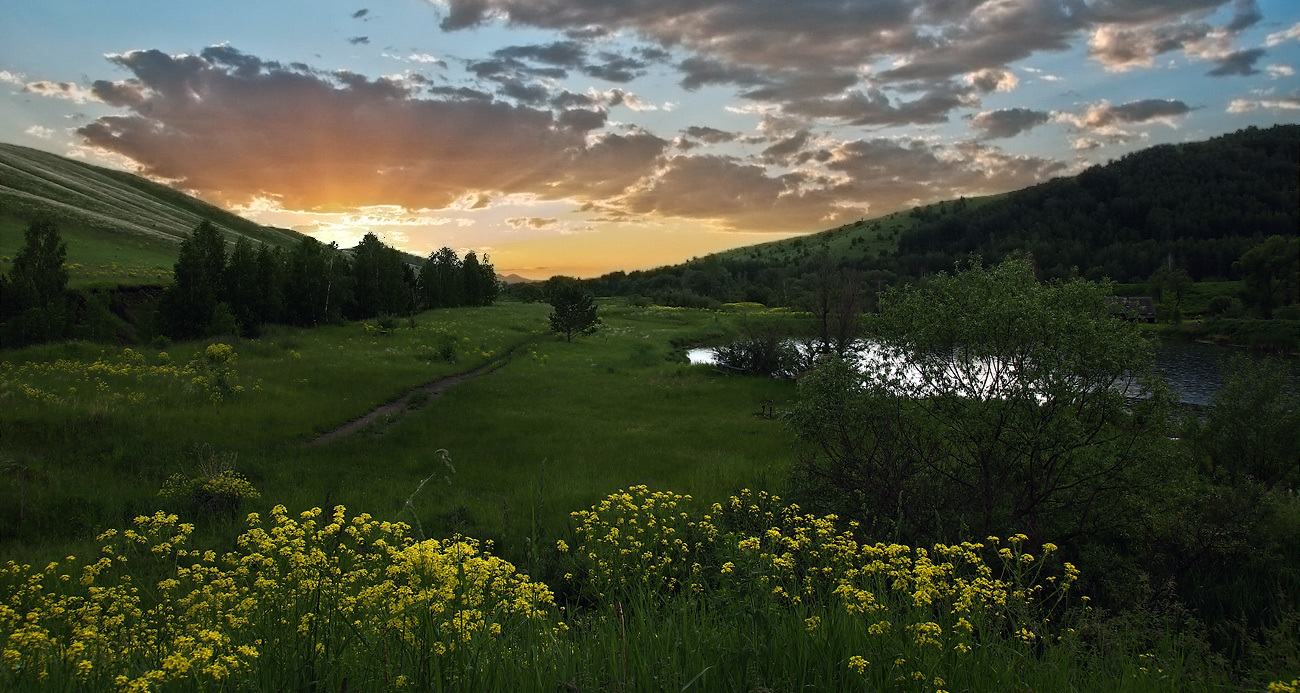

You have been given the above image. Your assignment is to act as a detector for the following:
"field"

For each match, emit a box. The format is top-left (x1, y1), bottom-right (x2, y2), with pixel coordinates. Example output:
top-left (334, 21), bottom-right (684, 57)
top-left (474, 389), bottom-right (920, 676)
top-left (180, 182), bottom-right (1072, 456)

top-left (0, 301), bottom-right (1287, 691)
top-left (0, 301), bottom-right (796, 551)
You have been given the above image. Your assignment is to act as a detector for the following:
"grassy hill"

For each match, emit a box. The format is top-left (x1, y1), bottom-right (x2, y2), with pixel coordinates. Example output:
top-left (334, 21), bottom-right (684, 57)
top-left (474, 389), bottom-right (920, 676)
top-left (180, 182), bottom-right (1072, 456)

top-left (0, 143), bottom-right (304, 288)
top-left (710, 193), bottom-right (1004, 267)
top-left (589, 124), bottom-right (1298, 306)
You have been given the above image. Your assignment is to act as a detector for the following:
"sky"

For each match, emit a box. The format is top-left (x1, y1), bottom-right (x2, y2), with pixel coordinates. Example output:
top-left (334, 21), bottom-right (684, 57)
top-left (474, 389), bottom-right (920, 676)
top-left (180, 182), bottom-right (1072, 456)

top-left (2, 0), bottom-right (1298, 279)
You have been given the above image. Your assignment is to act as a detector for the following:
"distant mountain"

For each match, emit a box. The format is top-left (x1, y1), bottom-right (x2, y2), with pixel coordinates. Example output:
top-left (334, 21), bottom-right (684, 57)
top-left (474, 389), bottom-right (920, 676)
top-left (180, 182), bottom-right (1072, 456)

top-left (587, 124), bottom-right (1299, 304)
top-left (499, 273), bottom-right (538, 285)
top-left (1, 144), bottom-right (302, 249)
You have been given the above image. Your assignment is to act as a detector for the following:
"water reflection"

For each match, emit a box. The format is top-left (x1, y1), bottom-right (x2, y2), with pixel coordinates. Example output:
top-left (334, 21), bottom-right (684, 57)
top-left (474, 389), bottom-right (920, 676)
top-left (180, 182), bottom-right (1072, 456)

top-left (687, 338), bottom-right (1288, 407)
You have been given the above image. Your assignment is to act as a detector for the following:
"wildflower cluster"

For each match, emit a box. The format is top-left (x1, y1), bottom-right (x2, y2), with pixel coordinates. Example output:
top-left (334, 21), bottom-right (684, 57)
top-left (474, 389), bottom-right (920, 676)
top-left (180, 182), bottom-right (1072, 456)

top-left (159, 470), bottom-right (261, 518)
top-left (566, 487), bottom-right (1080, 692)
top-left (0, 505), bottom-right (557, 691)
top-left (0, 344), bottom-right (248, 407)
top-left (566, 486), bottom-right (717, 600)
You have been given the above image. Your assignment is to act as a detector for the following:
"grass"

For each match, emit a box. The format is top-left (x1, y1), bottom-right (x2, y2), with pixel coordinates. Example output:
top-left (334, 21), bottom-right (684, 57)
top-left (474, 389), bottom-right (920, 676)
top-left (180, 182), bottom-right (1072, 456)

top-left (0, 300), bottom-right (1269, 691)
top-left (0, 301), bottom-right (794, 555)
top-left (0, 216), bottom-right (177, 288)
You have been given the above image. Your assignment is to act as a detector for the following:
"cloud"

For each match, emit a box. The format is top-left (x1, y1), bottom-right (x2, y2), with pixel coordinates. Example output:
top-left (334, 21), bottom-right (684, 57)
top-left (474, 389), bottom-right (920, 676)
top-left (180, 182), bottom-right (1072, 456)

top-left (1056, 99), bottom-right (1193, 137)
top-left (23, 80), bottom-right (99, 104)
top-left (348, 36), bottom-right (371, 45)
top-left (1207, 48), bottom-right (1266, 76)
top-left (352, 8), bottom-right (370, 19)
top-left (424, 0), bottom-right (1253, 130)
top-left (1265, 22), bottom-right (1300, 47)
top-left (1088, 22), bottom-right (1213, 71)
top-left (609, 135), bottom-right (1066, 232)
top-left (969, 108), bottom-right (1051, 139)
top-left (1225, 0), bottom-right (1262, 32)
top-left (73, 46), bottom-right (676, 212)
top-left (507, 217), bottom-right (559, 230)
top-left (1227, 93), bottom-right (1300, 112)
top-left (24, 125), bottom-right (55, 139)
top-left (681, 125), bottom-right (736, 144)
top-left (964, 69), bottom-right (1019, 93)
top-left (0, 70), bottom-right (24, 86)
top-left (1266, 64), bottom-right (1294, 78)
top-left (617, 155), bottom-right (862, 232)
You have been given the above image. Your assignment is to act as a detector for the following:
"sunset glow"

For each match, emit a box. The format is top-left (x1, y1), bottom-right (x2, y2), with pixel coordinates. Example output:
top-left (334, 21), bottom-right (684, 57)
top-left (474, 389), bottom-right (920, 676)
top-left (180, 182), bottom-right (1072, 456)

top-left (2, 0), bottom-right (1298, 278)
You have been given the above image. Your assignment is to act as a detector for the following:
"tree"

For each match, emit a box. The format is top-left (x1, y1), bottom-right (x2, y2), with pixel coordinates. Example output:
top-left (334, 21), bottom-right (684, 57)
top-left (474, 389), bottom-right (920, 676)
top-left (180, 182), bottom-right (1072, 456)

top-left (223, 235), bottom-right (259, 334)
top-left (419, 247), bottom-right (462, 309)
top-left (545, 276), bottom-right (599, 342)
top-left (802, 253), bottom-right (864, 356)
top-left (1192, 354), bottom-right (1299, 490)
top-left (787, 257), bottom-right (1171, 544)
top-left (0, 216), bottom-right (71, 347)
top-left (1236, 235), bottom-right (1300, 318)
top-left (160, 220), bottom-right (227, 338)
top-left (462, 251), bottom-right (499, 307)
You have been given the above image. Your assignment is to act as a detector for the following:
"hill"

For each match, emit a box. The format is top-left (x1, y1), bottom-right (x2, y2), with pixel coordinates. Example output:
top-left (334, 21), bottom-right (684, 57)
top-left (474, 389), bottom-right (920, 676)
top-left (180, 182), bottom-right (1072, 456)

top-left (588, 124), bottom-right (1299, 305)
top-left (0, 143), bottom-right (304, 287)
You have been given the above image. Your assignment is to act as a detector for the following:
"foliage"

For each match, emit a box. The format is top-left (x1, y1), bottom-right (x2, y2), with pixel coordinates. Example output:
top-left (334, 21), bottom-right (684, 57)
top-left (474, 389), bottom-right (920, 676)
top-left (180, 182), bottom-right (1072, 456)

top-left (1192, 354), bottom-right (1299, 489)
top-left (1, 489), bottom-right (1177, 693)
top-left (712, 329), bottom-right (797, 377)
top-left (158, 445), bottom-right (261, 518)
top-left (579, 125), bottom-right (1297, 309)
top-left (159, 220), bottom-right (226, 339)
top-left (787, 258), bottom-right (1171, 544)
top-left (1237, 234), bottom-right (1300, 319)
top-left (546, 276), bottom-right (599, 342)
top-left (0, 217), bottom-right (71, 348)
top-left (0, 505), bottom-right (556, 691)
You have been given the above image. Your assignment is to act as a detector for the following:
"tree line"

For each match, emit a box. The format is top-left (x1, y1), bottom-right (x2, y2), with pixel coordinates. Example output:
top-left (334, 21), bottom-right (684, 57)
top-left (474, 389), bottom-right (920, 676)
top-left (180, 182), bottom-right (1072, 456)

top-left (1, 218), bottom-right (500, 347)
top-left (574, 124), bottom-right (1299, 314)
top-left (162, 222), bottom-right (499, 339)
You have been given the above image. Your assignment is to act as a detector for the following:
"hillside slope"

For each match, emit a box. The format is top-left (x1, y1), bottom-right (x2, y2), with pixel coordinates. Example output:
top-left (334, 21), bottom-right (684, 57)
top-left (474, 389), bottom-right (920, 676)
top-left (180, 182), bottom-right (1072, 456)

top-left (587, 124), bottom-right (1298, 304)
top-left (0, 144), bottom-right (303, 286)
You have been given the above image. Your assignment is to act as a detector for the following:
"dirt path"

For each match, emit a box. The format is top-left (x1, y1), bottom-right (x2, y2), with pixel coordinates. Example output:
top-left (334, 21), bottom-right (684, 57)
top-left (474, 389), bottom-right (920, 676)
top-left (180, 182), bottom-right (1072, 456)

top-left (305, 352), bottom-right (514, 446)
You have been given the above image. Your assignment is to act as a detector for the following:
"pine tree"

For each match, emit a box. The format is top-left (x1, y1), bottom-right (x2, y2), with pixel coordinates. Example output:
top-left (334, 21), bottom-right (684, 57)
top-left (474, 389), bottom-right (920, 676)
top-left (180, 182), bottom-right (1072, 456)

top-left (161, 220), bottom-right (227, 338)
top-left (0, 216), bottom-right (70, 347)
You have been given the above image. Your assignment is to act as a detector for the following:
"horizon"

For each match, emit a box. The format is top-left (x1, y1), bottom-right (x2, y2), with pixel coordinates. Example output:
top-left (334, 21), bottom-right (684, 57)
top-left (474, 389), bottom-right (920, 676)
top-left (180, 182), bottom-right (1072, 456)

top-left (3, 0), bottom-right (1298, 279)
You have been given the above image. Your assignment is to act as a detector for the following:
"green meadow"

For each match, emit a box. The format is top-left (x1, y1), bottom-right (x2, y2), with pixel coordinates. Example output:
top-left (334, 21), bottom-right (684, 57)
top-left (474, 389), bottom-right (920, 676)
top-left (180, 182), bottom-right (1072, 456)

top-left (0, 301), bottom-right (794, 554)
top-left (1, 300), bottom-right (1292, 692)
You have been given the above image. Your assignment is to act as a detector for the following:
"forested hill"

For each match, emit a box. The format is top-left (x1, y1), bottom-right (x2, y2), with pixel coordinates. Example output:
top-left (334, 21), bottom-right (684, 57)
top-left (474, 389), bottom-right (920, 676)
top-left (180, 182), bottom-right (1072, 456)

top-left (583, 124), bottom-right (1297, 305)
top-left (893, 124), bottom-right (1298, 282)
top-left (0, 143), bottom-right (303, 251)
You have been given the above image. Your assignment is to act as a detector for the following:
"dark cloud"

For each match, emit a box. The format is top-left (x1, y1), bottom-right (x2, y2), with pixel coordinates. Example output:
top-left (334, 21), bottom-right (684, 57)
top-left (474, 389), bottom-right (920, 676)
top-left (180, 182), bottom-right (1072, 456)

top-left (760, 130), bottom-right (811, 164)
top-left (677, 57), bottom-right (767, 91)
top-left (582, 53), bottom-right (650, 83)
top-left (682, 125), bottom-right (736, 144)
top-left (74, 46), bottom-right (674, 212)
top-left (348, 36), bottom-right (371, 45)
top-left (780, 85), bottom-right (973, 127)
top-left (1207, 48), bottom-right (1266, 77)
top-left (431, 0), bottom-right (1244, 128)
top-left (969, 108), bottom-right (1051, 139)
top-left (351, 8), bottom-right (369, 19)
top-left (426, 85), bottom-right (494, 101)
top-left (1085, 0), bottom-right (1227, 24)
top-left (496, 77), bottom-right (552, 104)
top-left (558, 107), bottom-right (608, 131)
top-left (1226, 0), bottom-right (1262, 32)
top-left (494, 41), bottom-right (586, 68)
